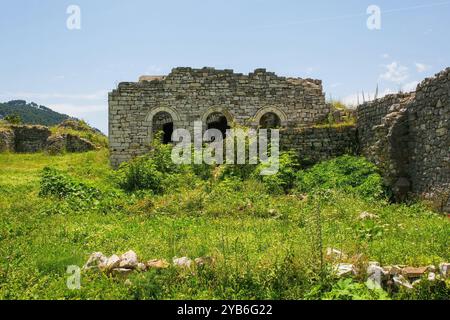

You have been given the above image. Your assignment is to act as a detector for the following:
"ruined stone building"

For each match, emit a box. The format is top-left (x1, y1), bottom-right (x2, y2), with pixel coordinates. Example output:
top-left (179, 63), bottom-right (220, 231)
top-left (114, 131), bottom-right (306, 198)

top-left (109, 66), bottom-right (449, 212)
top-left (358, 68), bottom-right (450, 212)
top-left (108, 67), bottom-right (330, 167)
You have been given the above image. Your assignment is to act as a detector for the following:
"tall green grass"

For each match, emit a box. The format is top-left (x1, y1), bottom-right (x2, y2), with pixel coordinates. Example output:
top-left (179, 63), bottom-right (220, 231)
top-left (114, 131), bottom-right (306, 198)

top-left (0, 149), bottom-right (448, 300)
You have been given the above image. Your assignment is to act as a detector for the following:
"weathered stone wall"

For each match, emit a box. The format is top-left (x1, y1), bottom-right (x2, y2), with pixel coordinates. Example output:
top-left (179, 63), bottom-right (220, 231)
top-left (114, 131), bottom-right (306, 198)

top-left (12, 125), bottom-right (51, 153)
top-left (408, 68), bottom-right (450, 211)
top-left (357, 93), bottom-right (413, 158)
top-left (0, 125), bottom-right (97, 154)
top-left (357, 93), bottom-right (415, 200)
top-left (281, 125), bottom-right (358, 164)
top-left (357, 68), bottom-right (450, 211)
top-left (109, 67), bottom-right (329, 168)
top-left (0, 129), bottom-right (15, 152)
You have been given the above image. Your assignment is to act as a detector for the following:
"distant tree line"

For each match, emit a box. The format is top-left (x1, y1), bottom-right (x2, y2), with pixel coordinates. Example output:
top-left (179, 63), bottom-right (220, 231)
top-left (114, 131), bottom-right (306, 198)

top-left (0, 100), bottom-right (72, 126)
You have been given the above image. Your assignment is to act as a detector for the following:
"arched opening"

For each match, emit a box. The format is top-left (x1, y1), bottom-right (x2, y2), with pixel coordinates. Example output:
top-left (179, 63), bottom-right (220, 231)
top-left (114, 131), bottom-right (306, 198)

top-left (206, 112), bottom-right (230, 141)
top-left (152, 111), bottom-right (174, 144)
top-left (259, 112), bottom-right (281, 129)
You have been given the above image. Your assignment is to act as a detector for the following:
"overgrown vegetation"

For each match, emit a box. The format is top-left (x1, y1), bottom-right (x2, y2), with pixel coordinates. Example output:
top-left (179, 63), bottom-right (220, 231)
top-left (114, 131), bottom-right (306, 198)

top-left (316, 100), bottom-right (356, 128)
top-left (50, 119), bottom-right (108, 148)
top-left (0, 141), bottom-right (448, 300)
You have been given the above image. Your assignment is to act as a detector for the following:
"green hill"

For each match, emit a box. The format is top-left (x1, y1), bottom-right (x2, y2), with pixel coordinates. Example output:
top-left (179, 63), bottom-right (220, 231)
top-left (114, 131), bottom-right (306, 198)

top-left (0, 100), bottom-right (72, 126)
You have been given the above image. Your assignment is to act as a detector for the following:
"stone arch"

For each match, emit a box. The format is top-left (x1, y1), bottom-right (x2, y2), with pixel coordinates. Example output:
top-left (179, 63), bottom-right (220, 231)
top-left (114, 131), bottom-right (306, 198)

top-left (201, 107), bottom-right (235, 125)
top-left (201, 107), bottom-right (235, 140)
top-left (252, 107), bottom-right (287, 128)
top-left (145, 106), bottom-right (181, 145)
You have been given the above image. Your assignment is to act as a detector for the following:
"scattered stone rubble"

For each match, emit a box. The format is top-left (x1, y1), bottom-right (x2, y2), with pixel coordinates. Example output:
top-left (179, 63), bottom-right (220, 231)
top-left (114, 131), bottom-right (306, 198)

top-left (83, 250), bottom-right (215, 277)
top-left (84, 249), bottom-right (448, 293)
top-left (327, 247), bottom-right (449, 291)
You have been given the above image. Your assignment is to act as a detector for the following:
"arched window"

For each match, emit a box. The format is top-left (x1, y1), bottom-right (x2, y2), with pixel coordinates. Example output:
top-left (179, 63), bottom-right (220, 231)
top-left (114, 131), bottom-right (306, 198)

top-left (253, 107), bottom-right (287, 129)
top-left (152, 111), bottom-right (174, 144)
top-left (259, 112), bottom-right (281, 129)
top-left (206, 112), bottom-right (230, 141)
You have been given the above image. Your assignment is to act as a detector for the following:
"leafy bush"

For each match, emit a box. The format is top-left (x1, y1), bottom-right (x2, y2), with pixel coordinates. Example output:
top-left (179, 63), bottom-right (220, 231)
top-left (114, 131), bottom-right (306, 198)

top-left (39, 167), bottom-right (102, 201)
top-left (254, 151), bottom-right (300, 194)
top-left (322, 279), bottom-right (390, 300)
top-left (394, 279), bottom-right (450, 300)
top-left (116, 157), bottom-right (164, 193)
top-left (296, 155), bottom-right (385, 199)
top-left (4, 114), bottom-right (22, 124)
top-left (116, 134), bottom-right (183, 193)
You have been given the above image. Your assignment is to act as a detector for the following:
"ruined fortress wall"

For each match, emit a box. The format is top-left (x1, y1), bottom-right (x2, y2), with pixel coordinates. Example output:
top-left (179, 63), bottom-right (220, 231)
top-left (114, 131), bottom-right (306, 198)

top-left (109, 67), bottom-right (329, 168)
top-left (281, 126), bottom-right (358, 163)
top-left (357, 68), bottom-right (450, 211)
top-left (357, 93), bottom-right (413, 160)
top-left (11, 125), bottom-right (51, 153)
top-left (408, 68), bottom-right (450, 210)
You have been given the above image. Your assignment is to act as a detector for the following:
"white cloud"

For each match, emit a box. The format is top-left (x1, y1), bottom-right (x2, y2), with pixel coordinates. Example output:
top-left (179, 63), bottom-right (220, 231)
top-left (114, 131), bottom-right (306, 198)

top-left (50, 103), bottom-right (107, 117)
top-left (381, 53), bottom-right (390, 59)
top-left (415, 62), bottom-right (430, 73)
top-left (0, 90), bottom-right (108, 101)
top-left (380, 62), bottom-right (409, 83)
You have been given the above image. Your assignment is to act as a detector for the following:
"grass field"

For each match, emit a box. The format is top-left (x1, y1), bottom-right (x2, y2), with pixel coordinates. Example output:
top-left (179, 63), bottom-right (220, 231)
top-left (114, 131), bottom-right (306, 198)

top-left (0, 150), bottom-right (449, 300)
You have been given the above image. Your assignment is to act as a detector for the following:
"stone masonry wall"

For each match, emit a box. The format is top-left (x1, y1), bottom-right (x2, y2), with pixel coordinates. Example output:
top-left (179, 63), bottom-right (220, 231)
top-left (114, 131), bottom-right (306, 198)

top-left (281, 126), bottom-right (358, 164)
top-left (357, 92), bottom-right (413, 159)
top-left (109, 67), bottom-right (329, 168)
top-left (12, 125), bottom-right (51, 153)
top-left (357, 68), bottom-right (450, 211)
top-left (408, 68), bottom-right (450, 211)
top-left (0, 125), bottom-right (97, 154)
top-left (0, 129), bottom-right (15, 152)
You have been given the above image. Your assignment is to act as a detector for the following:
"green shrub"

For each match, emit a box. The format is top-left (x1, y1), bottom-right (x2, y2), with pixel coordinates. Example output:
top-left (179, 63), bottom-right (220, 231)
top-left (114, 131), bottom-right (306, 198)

top-left (116, 157), bottom-right (164, 193)
top-left (116, 133), bottom-right (184, 193)
top-left (322, 278), bottom-right (390, 300)
top-left (4, 114), bottom-right (22, 125)
top-left (296, 155), bottom-right (385, 199)
top-left (39, 167), bottom-right (102, 201)
top-left (394, 279), bottom-right (450, 300)
top-left (254, 151), bottom-right (300, 194)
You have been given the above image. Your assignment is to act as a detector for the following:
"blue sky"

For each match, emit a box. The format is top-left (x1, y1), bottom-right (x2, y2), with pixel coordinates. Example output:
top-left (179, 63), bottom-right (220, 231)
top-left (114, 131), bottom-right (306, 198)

top-left (1, 0), bottom-right (450, 133)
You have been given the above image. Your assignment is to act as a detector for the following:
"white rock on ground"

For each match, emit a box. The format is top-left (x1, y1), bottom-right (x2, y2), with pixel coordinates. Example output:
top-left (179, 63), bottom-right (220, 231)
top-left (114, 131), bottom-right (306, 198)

top-left (439, 263), bottom-right (449, 278)
top-left (173, 257), bottom-right (193, 268)
top-left (428, 272), bottom-right (436, 281)
top-left (366, 262), bottom-right (387, 289)
top-left (101, 254), bottom-right (121, 272)
top-left (119, 250), bottom-right (138, 269)
top-left (83, 252), bottom-right (108, 270)
top-left (393, 275), bottom-right (413, 289)
top-left (334, 263), bottom-right (357, 277)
